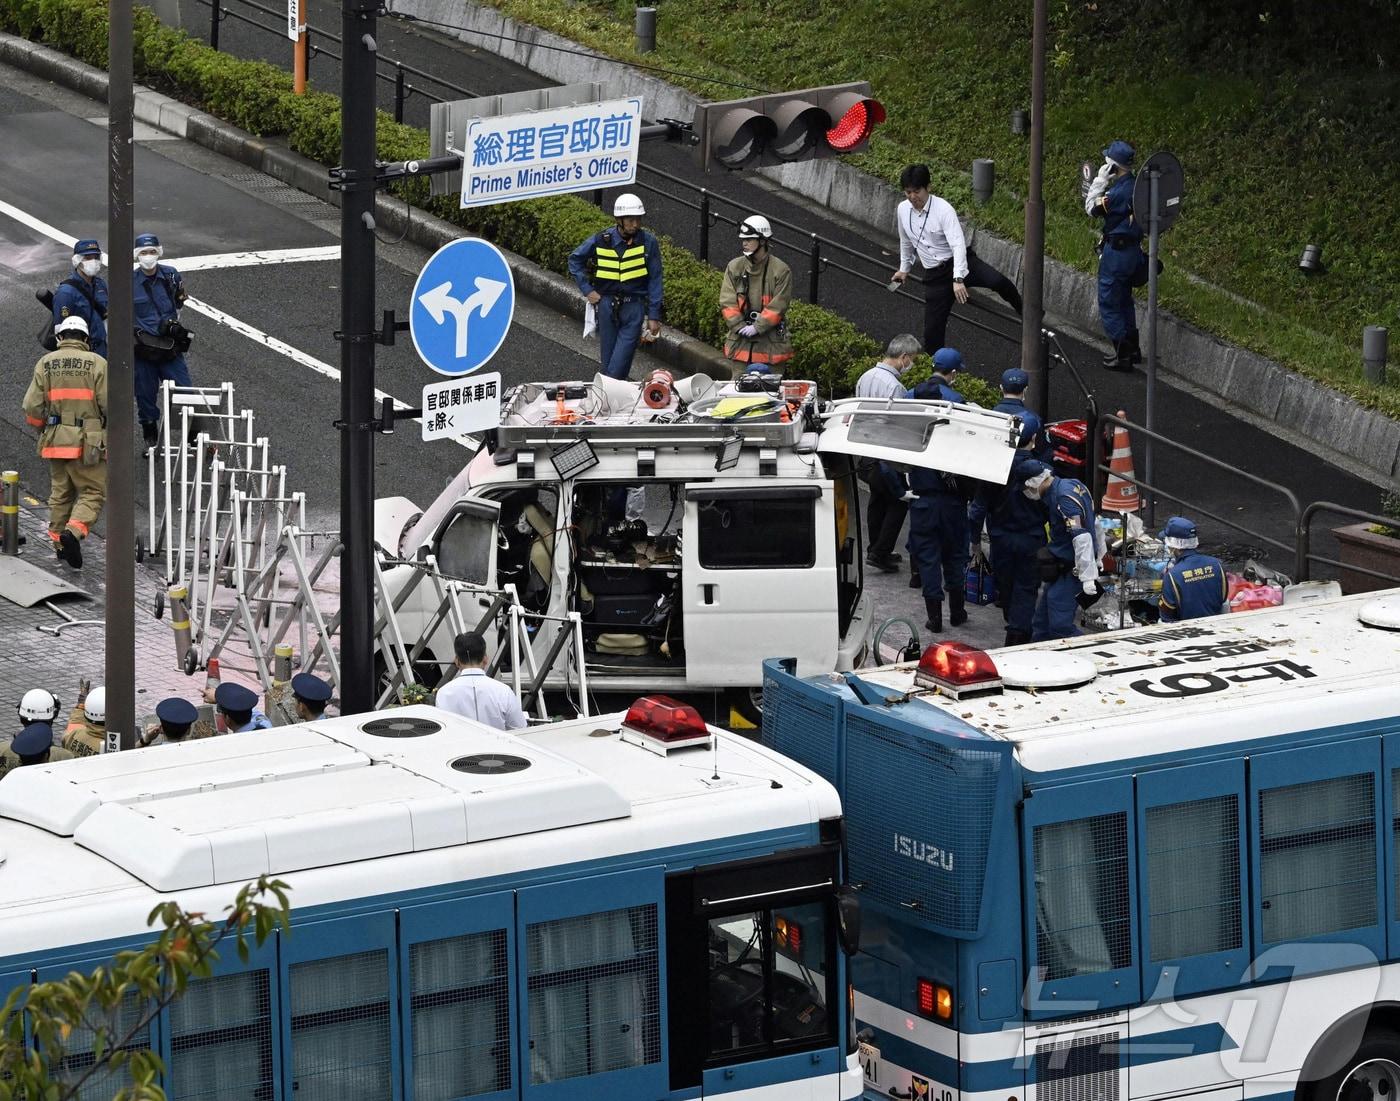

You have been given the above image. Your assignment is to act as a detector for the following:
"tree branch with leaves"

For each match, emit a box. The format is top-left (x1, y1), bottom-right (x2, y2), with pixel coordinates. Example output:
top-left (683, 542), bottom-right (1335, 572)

top-left (0, 876), bottom-right (291, 1101)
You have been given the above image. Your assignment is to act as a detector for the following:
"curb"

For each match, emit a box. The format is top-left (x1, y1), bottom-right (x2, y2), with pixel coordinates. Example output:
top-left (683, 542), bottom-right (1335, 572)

top-left (0, 30), bottom-right (737, 383)
top-left (395, 0), bottom-right (1399, 487)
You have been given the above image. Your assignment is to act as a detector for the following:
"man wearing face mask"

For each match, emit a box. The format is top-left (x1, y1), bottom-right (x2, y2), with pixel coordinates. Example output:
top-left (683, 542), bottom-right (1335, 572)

top-left (568, 193), bottom-right (664, 380)
top-left (52, 238), bottom-right (109, 360)
top-left (719, 215), bottom-right (793, 372)
top-left (132, 233), bottom-right (193, 448)
top-left (1020, 464), bottom-right (1105, 640)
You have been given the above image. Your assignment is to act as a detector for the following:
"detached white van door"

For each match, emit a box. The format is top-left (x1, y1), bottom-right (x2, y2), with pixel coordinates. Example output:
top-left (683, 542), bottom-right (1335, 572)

top-left (817, 398), bottom-right (1019, 483)
top-left (425, 497), bottom-right (502, 661)
top-left (681, 481), bottom-right (837, 686)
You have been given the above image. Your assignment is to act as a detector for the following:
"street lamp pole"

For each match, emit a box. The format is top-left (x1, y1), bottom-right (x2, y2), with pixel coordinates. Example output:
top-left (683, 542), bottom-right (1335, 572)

top-left (107, 0), bottom-right (136, 748)
top-left (338, 0), bottom-right (379, 714)
top-left (1020, 0), bottom-right (1048, 419)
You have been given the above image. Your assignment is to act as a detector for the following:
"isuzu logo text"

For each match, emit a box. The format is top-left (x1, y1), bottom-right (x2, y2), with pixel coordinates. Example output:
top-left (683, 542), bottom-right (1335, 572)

top-left (894, 834), bottom-right (954, 871)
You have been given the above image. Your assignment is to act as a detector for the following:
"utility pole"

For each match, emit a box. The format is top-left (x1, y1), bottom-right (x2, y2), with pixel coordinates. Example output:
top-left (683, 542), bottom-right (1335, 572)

top-left (108, 0), bottom-right (136, 748)
top-left (1020, 0), bottom-right (1048, 420)
top-left (337, 0), bottom-right (378, 714)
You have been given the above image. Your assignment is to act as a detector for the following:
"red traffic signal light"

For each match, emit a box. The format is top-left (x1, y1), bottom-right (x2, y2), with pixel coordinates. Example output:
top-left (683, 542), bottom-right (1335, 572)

top-left (693, 82), bottom-right (885, 171)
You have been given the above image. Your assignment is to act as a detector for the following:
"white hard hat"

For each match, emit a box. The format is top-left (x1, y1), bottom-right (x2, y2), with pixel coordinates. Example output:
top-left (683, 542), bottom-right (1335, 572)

top-left (54, 315), bottom-right (89, 339)
top-left (738, 214), bottom-right (772, 240)
top-left (613, 193), bottom-right (646, 217)
top-left (85, 686), bottom-right (106, 724)
top-left (18, 688), bottom-right (60, 723)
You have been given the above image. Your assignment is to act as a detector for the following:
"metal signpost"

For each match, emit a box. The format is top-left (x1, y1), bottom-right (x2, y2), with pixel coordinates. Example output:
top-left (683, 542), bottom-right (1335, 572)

top-left (1133, 150), bottom-right (1184, 523)
top-left (420, 373), bottom-right (503, 442)
top-left (454, 97), bottom-right (642, 209)
top-left (409, 238), bottom-right (515, 375)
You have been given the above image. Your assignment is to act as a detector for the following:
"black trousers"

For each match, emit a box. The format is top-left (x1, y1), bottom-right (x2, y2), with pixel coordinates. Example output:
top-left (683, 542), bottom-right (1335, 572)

top-left (862, 463), bottom-right (908, 559)
top-left (917, 249), bottom-right (1023, 353)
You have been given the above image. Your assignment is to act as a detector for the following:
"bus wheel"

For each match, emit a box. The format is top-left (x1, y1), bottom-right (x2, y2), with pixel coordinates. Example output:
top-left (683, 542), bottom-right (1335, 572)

top-left (1304, 1028), bottom-right (1400, 1101)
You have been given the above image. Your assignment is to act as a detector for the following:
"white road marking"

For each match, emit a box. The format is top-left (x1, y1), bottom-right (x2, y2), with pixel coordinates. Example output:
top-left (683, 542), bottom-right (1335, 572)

top-left (0, 200), bottom-right (477, 453)
top-left (174, 245), bottom-right (342, 271)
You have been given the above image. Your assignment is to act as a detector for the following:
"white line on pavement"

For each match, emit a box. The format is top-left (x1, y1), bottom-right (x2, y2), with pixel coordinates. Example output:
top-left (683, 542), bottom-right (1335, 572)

top-left (0, 200), bottom-right (477, 453)
top-left (174, 246), bottom-right (342, 271)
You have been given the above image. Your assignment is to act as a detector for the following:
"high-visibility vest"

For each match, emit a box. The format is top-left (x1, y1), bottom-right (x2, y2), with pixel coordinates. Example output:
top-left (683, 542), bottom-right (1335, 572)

top-left (594, 236), bottom-right (649, 284)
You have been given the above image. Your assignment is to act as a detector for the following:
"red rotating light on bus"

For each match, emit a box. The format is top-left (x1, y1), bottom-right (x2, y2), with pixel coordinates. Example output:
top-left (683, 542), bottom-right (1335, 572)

top-left (623, 694), bottom-right (710, 743)
top-left (914, 642), bottom-right (1002, 697)
top-left (826, 98), bottom-right (885, 152)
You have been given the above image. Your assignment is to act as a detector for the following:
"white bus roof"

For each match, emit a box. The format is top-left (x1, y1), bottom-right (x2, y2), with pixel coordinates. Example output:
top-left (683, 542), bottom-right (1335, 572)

top-left (0, 706), bottom-right (839, 958)
top-left (851, 591), bottom-right (1400, 775)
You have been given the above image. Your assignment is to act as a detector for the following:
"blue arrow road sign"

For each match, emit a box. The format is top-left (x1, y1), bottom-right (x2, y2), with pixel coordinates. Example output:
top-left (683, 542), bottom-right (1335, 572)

top-left (409, 237), bottom-right (515, 376)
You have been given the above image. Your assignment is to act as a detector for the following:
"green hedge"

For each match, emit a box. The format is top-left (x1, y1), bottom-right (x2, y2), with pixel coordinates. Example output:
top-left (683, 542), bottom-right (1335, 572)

top-left (0, 0), bottom-right (919, 398)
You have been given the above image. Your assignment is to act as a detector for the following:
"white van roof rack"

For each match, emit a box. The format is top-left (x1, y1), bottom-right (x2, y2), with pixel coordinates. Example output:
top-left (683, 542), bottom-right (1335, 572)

top-left (496, 377), bottom-right (819, 450)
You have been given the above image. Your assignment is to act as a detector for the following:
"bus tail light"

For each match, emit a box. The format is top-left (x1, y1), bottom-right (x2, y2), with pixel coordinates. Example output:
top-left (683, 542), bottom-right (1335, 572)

top-left (914, 642), bottom-right (1002, 698)
top-left (916, 977), bottom-right (953, 1021)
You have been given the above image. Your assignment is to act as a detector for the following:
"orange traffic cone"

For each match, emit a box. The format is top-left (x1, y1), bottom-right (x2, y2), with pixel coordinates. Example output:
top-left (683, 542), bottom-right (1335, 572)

top-left (1099, 412), bottom-right (1140, 513)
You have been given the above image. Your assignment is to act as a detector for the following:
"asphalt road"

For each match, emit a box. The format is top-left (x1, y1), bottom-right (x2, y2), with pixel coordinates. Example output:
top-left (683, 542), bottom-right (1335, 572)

top-left (162, 0), bottom-right (1384, 575)
top-left (0, 64), bottom-right (619, 539)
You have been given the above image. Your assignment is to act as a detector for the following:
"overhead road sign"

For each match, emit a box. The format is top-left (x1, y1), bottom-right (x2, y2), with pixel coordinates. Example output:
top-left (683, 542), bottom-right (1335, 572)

top-left (449, 97), bottom-right (643, 209)
top-left (409, 238), bottom-right (515, 376)
top-left (421, 372), bottom-right (502, 442)
top-left (429, 81), bottom-right (610, 200)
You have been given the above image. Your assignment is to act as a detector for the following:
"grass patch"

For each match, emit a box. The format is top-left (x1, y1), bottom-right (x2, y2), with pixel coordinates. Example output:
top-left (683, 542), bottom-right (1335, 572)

top-left (467, 0), bottom-right (1400, 419)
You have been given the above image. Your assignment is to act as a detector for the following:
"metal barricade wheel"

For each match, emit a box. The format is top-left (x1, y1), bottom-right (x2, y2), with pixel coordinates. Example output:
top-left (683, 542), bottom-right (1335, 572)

top-left (153, 589), bottom-right (165, 619)
top-left (183, 647), bottom-right (199, 676)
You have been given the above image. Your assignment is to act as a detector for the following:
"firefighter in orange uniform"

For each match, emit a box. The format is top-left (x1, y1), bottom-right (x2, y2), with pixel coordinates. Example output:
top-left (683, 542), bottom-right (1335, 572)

top-left (22, 314), bottom-right (108, 569)
top-left (719, 215), bottom-right (793, 373)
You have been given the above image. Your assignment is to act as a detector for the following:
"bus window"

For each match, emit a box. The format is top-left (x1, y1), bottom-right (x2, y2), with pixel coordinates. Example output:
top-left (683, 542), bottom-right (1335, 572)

top-left (1146, 795), bottom-right (1242, 962)
top-left (59, 989), bottom-right (150, 1100)
top-left (408, 930), bottom-right (510, 1099)
top-left (289, 950), bottom-right (394, 1100)
top-left (525, 904), bottom-right (661, 1084)
top-left (1033, 813), bottom-right (1131, 980)
top-left (708, 911), bottom-right (767, 1053)
top-left (167, 969), bottom-right (275, 1100)
top-left (1259, 773), bottom-right (1378, 943)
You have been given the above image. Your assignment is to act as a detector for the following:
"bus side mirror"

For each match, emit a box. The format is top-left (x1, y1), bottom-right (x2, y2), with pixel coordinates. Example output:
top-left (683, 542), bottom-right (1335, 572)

top-left (836, 886), bottom-right (862, 955)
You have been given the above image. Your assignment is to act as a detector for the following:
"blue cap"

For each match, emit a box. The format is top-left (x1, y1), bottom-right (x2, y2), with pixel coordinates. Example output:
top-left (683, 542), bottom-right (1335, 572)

top-left (291, 673), bottom-right (333, 704)
top-left (1014, 457), bottom-right (1051, 481)
top-left (1016, 410), bottom-right (1043, 447)
top-left (1001, 368), bottom-right (1029, 392)
top-left (215, 682), bottom-right (258, 712)
top-left (134, 232), bottom-right (160, 249)
top-left (13, 722), bottom-right (54, 757)
top-left (1161, 515), bottom-right (1199, 543)
top-left (155, 697), bottom-right (198, 727)
top-left (72, 238), bottom-right (102, 256)
top-left (1103, 140), bottom-right (1135, 168)
top-left (932, 347), bottom-right (964, 374)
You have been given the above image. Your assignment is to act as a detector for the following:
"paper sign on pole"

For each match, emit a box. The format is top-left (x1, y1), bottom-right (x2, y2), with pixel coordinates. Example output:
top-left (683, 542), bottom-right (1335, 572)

top-left (421, 372), bottom-right (503, 442)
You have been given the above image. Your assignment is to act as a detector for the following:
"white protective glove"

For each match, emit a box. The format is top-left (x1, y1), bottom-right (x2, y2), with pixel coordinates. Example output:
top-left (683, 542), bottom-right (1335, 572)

top-left (1072, 530), bottom-right (1099, 585)
top-left (738, 323), bottom-right (758, 338)
top-left (1084, 160), bottom-right (1114, 215)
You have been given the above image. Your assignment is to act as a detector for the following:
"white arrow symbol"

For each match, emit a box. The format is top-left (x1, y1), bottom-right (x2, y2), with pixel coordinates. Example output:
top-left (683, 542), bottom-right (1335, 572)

top-left (418, 275), bottom-right (509, 358)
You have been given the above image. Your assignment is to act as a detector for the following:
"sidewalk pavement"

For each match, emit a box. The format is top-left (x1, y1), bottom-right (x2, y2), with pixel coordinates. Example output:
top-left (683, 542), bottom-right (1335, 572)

top-left (0, 476), bottom-right (329, 732)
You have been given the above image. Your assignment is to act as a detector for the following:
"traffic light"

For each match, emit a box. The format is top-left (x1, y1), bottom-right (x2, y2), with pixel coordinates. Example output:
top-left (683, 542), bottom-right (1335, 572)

top-left (693, 82), bottom-right (885, 171)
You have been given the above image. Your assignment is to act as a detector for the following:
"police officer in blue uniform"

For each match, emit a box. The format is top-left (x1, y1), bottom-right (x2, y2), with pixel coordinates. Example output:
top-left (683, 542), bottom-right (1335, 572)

top-left (992, 368), bottom-right (1051, 461)
top-left (140, 697), bottom-right (200, 745)
top-left (1022, 464), bottom-right (1106, 640)
top-left (290, 672), bottom-right (334, 721)
top-left (969, 447), bottom-right (1048, 647)
top-left (1084, 140), bottom-right (1148, 372)
top-left (905, 347), bottom-right (967, 402)
top-left (53, 238), bottom-right (109, 360)
top-left (567, 193), bottom-right (664, 379)
top-left (132, 233), bottom-right (193, 447)
top-left (215, 682), bottom-right (272, 732)
top-left (1158, 516), bottom-right (1228, 622)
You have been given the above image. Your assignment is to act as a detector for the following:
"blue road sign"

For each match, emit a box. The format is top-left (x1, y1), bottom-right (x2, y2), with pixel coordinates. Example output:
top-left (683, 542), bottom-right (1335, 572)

top-left (409, 237), bottom-right (516, 376)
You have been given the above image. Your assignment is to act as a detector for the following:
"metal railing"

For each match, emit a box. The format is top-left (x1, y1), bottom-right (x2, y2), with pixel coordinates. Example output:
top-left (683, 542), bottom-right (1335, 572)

top-left (1090, 412), bottom-right (1400, 587)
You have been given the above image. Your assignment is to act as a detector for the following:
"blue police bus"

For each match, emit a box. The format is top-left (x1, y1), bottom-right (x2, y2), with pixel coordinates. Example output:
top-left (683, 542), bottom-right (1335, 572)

top-left (0, 698), bottom-right (862, 1100)
top-left (761, 590), bottom-right (1400, 1101)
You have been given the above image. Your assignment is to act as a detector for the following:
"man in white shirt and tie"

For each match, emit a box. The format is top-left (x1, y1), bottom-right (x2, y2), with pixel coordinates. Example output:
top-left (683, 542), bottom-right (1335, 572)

top-left (433, 631), bottom-right (528, 731)
top-left (890, 163), bottom-right (1022, 354)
